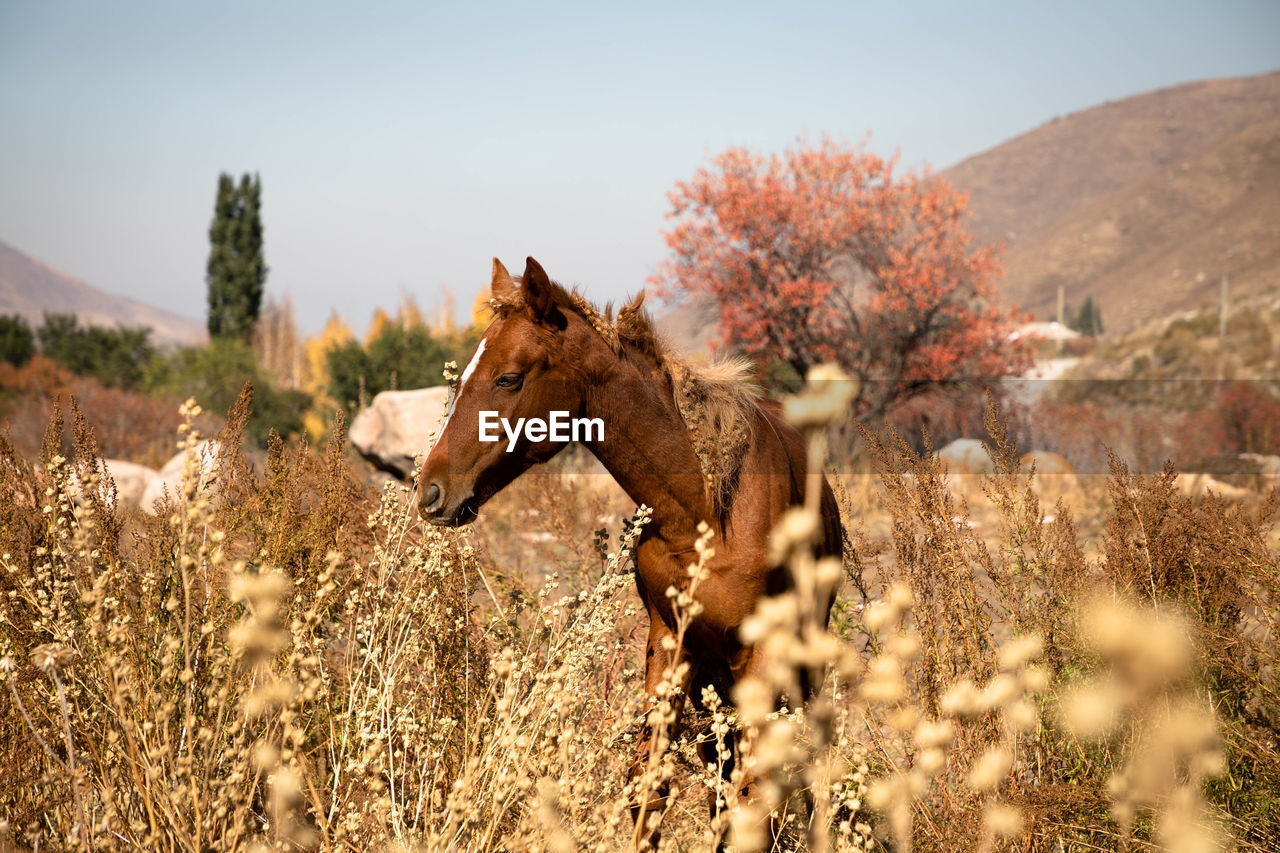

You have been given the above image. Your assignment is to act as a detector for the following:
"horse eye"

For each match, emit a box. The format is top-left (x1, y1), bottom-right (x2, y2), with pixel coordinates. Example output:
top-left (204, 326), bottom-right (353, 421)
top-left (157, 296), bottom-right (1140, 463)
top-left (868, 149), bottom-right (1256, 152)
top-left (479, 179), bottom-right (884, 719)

top-left (495, 373), bottom-right (523, 389)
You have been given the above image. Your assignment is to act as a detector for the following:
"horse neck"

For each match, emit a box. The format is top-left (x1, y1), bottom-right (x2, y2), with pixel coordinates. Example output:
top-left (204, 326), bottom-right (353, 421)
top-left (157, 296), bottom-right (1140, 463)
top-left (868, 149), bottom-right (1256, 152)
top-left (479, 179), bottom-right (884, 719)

top-left (583, 353), bottom-right (715, 541)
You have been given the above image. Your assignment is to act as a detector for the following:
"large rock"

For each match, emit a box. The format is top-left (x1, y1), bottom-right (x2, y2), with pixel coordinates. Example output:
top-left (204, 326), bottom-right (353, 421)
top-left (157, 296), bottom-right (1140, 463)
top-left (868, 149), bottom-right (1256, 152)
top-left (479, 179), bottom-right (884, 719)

top-left (1175, 472), bottom-right (1257, 503)
top-left (1021, 450), bottom-right (1078, 498)
top-left (1021, 450), bottom-right (1076, 478)
top-left (936, 438), bottom-right (994, 476)
top-left (1241, 453), bottom-right (1280, 474)
top-left (349, 387), bottom-right (450, 478)
top-left (69, 459), bottom-right (157, 509)
top-left (100, 459), bottom-right (158, 507)
top-left (1184, 452), bottom-right (1280, 491)
top-left (1236, 453), bottom-right (1280, 488)
top-left (139, 439), bottom-right (224, 513)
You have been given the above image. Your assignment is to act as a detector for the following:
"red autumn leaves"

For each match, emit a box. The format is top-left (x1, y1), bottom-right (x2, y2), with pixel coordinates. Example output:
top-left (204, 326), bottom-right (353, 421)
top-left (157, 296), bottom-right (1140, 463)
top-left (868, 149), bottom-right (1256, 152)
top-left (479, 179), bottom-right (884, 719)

top-left (653, 138), bottom-right (1030, 420)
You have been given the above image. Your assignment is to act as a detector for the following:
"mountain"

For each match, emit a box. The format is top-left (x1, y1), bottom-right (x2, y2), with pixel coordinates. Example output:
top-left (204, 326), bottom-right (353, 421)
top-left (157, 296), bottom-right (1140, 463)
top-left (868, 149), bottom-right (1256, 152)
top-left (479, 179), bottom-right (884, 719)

top-left (943, 71), bottom-right (1280, 332)
top-left (0, 239), bottom-right (206, 346)
top-left (656, 71), bottom-right (1280, 351)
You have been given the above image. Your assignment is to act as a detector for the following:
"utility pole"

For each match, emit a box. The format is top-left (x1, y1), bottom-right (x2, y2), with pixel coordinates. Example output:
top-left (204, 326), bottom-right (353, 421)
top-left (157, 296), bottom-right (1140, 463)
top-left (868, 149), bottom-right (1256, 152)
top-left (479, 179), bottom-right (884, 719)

top-left (1219, 273), bottom-right (1229, 341)
top-left (1217, 248), bottom-right (1233, 382)
top-left (1220, 248), bottom-right (1233, 341)
top-left (1057, 284), bottom-right (1065, 327)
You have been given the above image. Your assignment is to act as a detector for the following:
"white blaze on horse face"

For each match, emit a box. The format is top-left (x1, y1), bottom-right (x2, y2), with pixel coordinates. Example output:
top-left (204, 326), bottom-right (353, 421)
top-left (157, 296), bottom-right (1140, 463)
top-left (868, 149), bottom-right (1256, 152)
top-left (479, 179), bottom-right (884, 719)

top-left (442, 338), bottom-right (486, 434)
top-left (459, 338), bottom-right (486, 387)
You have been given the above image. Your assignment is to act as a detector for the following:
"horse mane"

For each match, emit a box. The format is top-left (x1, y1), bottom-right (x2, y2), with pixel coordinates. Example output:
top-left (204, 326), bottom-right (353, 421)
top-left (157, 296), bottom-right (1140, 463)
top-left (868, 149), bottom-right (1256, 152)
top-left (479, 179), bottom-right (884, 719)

top-left (491, 277), bottom-right (760, 513)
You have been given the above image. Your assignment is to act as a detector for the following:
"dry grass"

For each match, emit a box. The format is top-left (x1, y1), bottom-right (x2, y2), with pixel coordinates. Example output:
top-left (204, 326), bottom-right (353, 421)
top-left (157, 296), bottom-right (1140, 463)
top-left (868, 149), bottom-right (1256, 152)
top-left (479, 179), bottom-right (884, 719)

top-left (0, 379), bottom-right (1276, 852)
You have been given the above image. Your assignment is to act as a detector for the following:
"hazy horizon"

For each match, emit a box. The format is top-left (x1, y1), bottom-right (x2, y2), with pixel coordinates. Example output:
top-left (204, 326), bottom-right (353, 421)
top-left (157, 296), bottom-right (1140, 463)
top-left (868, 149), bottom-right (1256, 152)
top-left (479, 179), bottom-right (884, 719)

top-left (2, 1), bottom-right (1277, 336)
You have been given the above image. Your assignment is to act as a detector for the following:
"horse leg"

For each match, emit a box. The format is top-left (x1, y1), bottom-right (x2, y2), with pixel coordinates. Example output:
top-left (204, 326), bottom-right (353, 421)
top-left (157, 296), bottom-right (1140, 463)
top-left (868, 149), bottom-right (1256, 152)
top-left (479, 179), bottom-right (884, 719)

top-left (628, 614), bottom-right (691, 851)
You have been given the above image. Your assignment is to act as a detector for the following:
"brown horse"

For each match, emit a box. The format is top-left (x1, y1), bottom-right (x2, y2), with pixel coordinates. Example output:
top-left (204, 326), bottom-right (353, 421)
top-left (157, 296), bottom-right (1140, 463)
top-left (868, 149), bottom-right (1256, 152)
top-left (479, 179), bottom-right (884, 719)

top-left (417, 257), bottom-right (843, 841)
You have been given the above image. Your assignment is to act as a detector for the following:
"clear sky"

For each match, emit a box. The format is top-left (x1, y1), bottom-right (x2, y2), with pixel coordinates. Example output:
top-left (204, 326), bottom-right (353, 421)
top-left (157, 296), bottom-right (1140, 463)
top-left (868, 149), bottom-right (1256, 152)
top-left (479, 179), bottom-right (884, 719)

top-left (1, 1), bottom-right (1277, 335)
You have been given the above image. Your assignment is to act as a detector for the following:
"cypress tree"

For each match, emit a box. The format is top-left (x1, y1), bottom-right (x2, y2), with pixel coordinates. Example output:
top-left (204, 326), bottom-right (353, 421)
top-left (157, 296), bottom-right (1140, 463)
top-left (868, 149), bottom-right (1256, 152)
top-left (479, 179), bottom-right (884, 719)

top-left (207, 173), bottom-right (268, 339)
top-left (1075, 296), bottom-right (1104, 337)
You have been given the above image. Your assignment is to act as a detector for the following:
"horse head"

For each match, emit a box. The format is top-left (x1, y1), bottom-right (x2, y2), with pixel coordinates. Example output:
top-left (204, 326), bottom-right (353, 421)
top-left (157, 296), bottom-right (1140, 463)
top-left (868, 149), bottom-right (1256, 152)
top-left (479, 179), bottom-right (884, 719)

top-left (416, 256), bottom-right (601, 526)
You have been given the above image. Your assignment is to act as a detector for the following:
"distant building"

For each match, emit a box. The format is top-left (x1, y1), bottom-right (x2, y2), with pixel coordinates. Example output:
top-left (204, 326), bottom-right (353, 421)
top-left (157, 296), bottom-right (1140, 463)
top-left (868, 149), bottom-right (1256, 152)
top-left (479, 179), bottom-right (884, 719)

top-left (1008, 321), bottom-right (1081, 343)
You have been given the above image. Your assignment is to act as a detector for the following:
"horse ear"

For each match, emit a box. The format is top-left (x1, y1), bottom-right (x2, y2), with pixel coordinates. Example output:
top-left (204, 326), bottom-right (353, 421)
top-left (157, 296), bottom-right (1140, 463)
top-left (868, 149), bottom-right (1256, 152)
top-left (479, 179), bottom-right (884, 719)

top-left (522, 256), bottom-right (559, 322)
top-left (491, 258), bottom-right (515, 299)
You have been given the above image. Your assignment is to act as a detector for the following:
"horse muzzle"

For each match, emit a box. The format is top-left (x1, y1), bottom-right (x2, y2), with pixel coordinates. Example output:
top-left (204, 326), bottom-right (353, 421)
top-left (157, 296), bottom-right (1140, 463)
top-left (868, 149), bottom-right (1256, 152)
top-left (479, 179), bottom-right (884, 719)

top-left (416, 480), bottom-right (478, 527)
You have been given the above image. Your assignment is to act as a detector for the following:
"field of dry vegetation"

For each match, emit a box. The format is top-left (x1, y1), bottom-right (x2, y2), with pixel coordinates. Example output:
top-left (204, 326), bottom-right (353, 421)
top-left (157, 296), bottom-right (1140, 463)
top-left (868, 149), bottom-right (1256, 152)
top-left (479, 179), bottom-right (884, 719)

top-left (1, 377), bottom-right (1277, 852)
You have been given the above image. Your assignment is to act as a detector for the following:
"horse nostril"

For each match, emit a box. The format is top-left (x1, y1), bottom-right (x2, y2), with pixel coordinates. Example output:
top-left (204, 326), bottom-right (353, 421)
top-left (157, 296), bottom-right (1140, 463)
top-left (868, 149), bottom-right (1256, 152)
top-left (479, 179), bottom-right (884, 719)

top-left (419, 481), bottom-right (442, 515)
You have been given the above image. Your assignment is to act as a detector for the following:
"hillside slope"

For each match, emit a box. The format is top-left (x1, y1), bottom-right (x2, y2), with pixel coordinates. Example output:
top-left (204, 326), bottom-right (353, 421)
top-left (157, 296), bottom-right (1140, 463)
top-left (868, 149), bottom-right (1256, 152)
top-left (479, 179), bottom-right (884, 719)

top-left (943, 71), bottom-right (1280, 331)
top-left (944, 71), bottom-right (1280, 245)
top-left (1000, 115), bottom-right (1280, 330)
top-left (0, 238), bottom-right (206, 346)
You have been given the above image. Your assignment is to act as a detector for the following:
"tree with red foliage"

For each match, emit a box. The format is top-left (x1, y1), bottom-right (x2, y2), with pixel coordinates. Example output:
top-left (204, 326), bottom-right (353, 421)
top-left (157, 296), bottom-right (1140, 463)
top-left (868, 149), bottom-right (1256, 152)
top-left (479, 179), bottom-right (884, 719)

top-left (653, 138), bottom-right (1031, 422)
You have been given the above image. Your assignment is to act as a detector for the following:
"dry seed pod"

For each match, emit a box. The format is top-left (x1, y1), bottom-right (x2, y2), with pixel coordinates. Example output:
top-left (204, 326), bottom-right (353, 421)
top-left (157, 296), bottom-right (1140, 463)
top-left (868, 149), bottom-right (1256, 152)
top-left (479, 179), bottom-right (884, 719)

top-left (30, 643), bottom-right (76, 674)
top-left (914, 719), bottom-right (955, 749)
top-left (886, 582), bottom-right (913, 612)
top-left (996, 634), bottom-right (1043, 671)
top-left (887, 634), bottom-right (920, 662)
top-left (739, 593), bottom-right (799, 643)
top-left (732, 676), bottom-right (775, 727)
top-left (1007, 699), bottom-right (1039, 733)
top-left (782, 363), bottom-right (857, 428)
top-left (915, 747), bottom-right (946, 776)
top-left (967, 747), bottom-right (1012, 792)
top-left (1021, 665), bottom-right (1050, 694)
top-left (768, 507), bottom-right (822, 564)
top-left (815, 556), bottom-right (842, 588)
top-left (862, 602), bottom-right (897, 634)
top-left (940, 679), bottom-right (984, 719)
top-left (983, 802), bottom-right (1024, 838)
top-left (1060, 681), bottom-right (1125, 739)
top-left (860, 657), bottom-right (906, 705)
top-left (981, 674), bottom-right (1021, 710)
top-left (888, 706), bottom-right (919, 733)
top-left (1081, 599), bottom-right (1194, 688)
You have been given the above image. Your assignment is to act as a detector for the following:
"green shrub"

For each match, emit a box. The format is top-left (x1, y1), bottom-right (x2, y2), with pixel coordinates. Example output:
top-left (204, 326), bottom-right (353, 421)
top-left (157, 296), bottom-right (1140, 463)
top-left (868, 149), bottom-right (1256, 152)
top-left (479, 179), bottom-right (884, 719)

top-left (0, 315), bottom-right (35, 366)
top-left (326, 322), bottom-right (477, 410)
top-left (144, 338), bottom-right (310, 444)
top-left (36, 314), bottom-right (154, 387)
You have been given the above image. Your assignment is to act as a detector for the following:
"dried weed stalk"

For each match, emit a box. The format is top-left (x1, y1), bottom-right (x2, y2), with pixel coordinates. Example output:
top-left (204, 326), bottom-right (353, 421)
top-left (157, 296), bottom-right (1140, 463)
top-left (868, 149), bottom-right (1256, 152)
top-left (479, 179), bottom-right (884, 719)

top-left (0, 379), bottom-right (1275, 852)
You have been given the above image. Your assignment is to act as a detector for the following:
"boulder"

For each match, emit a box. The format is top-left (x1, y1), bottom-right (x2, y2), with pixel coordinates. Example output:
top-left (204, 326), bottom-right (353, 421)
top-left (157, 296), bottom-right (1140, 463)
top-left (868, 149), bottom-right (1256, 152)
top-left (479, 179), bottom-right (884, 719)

top-left (1238, 453), bottom-right (1280, 487)
top-left (1184, 452), bottom-right (1280, 491)
top-left (936, 438), bottom-right (994, 476)
top-left (69, 459), bottom-right (157, 510)
top-left (349, 386), bottom-right (450, 479)
top-left (1020, 451), bottom-right (1074, 477)
top-left (1175, 472), bottom-right (1256, 503)
top-left (100, 459), bottom-right (158, 507)
top-left (1021, 450), bottom-right (1078, 498)
top-left (139, 439), bottom-right (224, 513)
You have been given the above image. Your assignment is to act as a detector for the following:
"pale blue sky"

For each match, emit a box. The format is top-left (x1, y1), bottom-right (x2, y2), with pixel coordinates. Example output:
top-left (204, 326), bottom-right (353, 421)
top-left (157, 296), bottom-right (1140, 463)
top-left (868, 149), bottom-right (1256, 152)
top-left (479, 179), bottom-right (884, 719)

top-left (1, 1), bottom-right (1277, 334)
